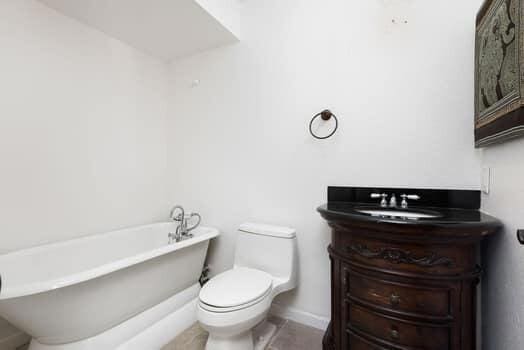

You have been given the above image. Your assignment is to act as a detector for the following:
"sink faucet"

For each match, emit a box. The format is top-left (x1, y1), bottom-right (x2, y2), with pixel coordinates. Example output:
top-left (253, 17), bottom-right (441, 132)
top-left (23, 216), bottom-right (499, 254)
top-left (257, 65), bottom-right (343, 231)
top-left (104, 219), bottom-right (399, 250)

top-left (371, 192), bottom-right (421, 209)
top-left (389, 194), bottom-right (397, 208)
top-left (169, 205), bottom-right (202, 243)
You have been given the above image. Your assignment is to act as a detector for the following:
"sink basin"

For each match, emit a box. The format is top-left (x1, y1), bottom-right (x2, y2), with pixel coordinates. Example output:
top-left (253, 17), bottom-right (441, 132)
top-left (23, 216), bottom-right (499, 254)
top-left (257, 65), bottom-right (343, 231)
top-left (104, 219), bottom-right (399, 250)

top-left (355, 207), bottom-right (441, 220)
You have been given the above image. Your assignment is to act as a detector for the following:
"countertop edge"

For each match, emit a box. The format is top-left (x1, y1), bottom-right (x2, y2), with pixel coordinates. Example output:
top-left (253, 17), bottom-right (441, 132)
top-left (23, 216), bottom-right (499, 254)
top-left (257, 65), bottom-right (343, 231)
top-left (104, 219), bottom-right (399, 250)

top-left (317, 203), bottom-right (503, 241)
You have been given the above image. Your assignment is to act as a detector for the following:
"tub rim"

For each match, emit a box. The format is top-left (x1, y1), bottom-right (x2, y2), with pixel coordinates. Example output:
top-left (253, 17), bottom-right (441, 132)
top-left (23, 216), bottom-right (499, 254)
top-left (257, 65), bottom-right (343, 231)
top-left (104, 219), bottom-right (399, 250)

top-left (0, 223), bottom-right (219, 300)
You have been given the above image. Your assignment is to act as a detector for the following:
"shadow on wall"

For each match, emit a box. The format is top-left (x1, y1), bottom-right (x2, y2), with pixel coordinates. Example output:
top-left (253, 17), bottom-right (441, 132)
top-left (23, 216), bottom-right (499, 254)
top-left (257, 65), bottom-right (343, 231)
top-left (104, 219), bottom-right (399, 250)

top-left (0, 317), bottom-right (29, 350)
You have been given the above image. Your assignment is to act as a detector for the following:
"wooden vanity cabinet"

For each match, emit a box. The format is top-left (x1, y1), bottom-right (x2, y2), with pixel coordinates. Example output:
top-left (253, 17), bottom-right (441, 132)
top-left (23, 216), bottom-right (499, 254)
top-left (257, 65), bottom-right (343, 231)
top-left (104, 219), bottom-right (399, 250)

top-left (321, 218), bottom-right (500, 350)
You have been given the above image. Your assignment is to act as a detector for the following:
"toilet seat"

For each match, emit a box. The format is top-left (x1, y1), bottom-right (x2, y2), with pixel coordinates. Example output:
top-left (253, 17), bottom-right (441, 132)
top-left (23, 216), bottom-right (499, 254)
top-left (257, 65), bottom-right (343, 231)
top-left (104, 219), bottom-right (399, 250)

top-left (199, 267), bottom-right (273, 312)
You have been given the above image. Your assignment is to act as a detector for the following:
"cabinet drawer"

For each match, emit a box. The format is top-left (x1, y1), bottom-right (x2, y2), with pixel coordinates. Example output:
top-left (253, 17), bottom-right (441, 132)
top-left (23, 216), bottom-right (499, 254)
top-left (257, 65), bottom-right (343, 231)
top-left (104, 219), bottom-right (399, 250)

top-left (348, 272), bottom-right (451, 318)
top-left (347, 329), bottom-right (390, 350)
top-left (333, 234), bottom-right (474, 275)
top-left (348, 304), bottom-right (449, 350)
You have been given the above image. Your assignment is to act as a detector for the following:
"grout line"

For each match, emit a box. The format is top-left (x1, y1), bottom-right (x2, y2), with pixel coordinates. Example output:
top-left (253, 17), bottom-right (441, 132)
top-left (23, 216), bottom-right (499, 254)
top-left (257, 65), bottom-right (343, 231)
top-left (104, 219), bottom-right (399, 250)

top-left (266, 319), bottom-right (288, 350)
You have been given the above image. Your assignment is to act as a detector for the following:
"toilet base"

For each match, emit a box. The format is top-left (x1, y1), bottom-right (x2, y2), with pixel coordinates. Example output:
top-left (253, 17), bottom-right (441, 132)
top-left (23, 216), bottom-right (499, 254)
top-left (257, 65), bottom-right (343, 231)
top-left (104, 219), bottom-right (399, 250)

top-left (204, 321), bottom-right (277, 350)
top-left (206, 331), bottom-right (253, 350)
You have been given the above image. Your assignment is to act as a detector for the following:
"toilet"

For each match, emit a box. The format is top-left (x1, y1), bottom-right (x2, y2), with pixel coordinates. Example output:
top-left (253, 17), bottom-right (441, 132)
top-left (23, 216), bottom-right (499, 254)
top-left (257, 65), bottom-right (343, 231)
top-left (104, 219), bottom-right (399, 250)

top-left (197, 222), bottom-right (298, 350)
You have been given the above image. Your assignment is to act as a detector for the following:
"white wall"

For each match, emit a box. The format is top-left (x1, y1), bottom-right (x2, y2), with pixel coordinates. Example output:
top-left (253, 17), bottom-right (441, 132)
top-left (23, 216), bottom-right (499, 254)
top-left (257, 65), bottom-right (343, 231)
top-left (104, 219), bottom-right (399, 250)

top-left (195, 0), bottom-right (243, 39)
top-left (480, 138), bottom-right (524, 349)
top-left (0, 0), bottom-right (491, 337)
top-left (167, 0), bottom-right (483, 323)
top-left (0, 1), bottom-right (172, 345)
top-left (0, 0), bottom-right (170, 252)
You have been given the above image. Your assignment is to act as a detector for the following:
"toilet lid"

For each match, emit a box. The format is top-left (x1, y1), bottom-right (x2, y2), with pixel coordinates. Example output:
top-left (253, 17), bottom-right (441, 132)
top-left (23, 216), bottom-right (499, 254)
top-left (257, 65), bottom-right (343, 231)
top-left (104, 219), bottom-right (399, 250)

top-left (199, 267), bottom-right (273, 308)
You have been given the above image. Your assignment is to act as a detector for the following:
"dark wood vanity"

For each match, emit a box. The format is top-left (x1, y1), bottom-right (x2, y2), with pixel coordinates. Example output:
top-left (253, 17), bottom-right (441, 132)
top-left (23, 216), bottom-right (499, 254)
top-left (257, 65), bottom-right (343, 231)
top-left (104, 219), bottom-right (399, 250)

top-left (319, 187), bottom-right (502, 350)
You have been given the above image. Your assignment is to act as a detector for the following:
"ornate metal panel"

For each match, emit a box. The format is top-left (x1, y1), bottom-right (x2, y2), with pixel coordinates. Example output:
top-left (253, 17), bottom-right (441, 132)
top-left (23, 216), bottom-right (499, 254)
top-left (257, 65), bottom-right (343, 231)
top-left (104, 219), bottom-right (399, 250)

top-left (475, 0), bottom-right (524, 146)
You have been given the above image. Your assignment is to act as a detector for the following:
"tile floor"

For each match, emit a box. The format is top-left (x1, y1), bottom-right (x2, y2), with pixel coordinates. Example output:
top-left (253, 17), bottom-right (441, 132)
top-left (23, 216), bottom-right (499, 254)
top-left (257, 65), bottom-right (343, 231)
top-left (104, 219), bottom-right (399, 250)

top-left (14, 317), bottom-right (323, 350)
top-left (162, 316), bottom-right (324, 350)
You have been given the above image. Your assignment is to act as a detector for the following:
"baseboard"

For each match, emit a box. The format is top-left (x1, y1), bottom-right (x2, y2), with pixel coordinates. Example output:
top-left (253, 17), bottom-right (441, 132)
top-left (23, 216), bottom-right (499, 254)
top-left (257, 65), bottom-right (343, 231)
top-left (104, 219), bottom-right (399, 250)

top-left (270, 303), bottom-right (329, 331)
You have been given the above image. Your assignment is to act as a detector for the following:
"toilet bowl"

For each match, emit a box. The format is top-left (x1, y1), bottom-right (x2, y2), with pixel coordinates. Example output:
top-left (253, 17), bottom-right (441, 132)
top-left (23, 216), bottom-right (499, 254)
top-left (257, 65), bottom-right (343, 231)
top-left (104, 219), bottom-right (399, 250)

top-left (197, 223), bottom-right (298, 350)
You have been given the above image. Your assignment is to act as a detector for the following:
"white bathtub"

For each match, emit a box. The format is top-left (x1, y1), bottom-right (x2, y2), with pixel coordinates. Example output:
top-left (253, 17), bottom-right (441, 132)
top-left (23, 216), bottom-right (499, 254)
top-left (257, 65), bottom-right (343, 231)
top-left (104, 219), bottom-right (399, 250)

top-left (0, 223), bottom-right (219, 350)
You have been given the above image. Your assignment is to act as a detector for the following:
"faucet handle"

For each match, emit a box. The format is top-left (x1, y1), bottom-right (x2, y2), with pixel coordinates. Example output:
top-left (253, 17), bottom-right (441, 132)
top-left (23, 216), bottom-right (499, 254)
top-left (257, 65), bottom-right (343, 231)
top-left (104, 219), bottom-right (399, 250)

top-left (371, 193), bottom-right (388, 207)
top-left (401, 194), bottom-right (420, 200)
top-left (400, 194), bottom-right (420, 208)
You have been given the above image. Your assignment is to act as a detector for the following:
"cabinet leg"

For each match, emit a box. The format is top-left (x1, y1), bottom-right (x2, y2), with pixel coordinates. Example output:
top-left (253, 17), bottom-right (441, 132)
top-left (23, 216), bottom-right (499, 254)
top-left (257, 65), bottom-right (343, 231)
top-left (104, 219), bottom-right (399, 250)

top-left (322, 322), bottom-right (334, 350)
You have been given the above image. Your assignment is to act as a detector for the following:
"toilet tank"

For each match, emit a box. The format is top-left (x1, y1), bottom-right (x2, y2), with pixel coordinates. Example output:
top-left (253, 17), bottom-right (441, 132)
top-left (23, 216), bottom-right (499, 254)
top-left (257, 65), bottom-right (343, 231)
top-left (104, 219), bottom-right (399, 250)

top-left (234, 223), bottom-right (297, 283)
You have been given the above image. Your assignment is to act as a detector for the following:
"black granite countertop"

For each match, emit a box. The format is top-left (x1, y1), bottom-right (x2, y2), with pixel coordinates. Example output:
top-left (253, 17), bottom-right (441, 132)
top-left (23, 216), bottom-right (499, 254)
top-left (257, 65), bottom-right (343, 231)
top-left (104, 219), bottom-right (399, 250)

top-left (318, 202), bottom-right (501, 229)
top-left (318, 186), bottom-right (502, 230)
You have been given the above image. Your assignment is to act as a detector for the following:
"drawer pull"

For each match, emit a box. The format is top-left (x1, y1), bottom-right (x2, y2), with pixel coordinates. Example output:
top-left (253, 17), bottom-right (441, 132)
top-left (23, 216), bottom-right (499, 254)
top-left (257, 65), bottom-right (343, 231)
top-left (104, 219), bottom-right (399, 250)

top-left (390, 293), bottom-right (401, 306)
top-left (390, 328), bottom-right (400, 340)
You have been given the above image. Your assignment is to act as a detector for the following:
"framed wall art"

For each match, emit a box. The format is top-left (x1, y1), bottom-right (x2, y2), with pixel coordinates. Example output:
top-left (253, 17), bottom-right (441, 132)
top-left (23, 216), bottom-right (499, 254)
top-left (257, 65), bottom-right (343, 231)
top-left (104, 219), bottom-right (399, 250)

top-left (475, 0), bottom-right (524, 146)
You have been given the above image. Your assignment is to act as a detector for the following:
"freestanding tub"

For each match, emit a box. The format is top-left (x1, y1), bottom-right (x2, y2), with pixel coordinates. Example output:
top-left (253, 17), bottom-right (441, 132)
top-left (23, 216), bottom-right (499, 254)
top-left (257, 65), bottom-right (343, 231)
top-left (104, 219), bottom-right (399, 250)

top-left (0, 223), bottom-right (219, 350)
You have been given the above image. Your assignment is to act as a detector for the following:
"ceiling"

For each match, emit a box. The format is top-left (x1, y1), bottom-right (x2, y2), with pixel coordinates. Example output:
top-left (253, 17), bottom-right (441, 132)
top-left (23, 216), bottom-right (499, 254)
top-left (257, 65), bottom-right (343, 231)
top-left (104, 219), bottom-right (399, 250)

top-left (38, 0), bottom-right (239, 61)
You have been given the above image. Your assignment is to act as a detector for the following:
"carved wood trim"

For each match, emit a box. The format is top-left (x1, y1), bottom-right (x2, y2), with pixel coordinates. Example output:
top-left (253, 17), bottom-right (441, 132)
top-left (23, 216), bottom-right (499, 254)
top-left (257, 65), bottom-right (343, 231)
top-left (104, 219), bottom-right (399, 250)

top-left (348, 244), bottom-right (455, 268)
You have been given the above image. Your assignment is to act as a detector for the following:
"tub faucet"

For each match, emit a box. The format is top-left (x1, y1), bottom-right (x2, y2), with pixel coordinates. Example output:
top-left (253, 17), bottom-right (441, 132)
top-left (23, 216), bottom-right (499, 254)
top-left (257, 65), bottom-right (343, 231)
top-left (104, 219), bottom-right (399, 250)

top-left (170, 205), bottom-right (185, 222)
top-left (169, 205), bottom-right (201, 243)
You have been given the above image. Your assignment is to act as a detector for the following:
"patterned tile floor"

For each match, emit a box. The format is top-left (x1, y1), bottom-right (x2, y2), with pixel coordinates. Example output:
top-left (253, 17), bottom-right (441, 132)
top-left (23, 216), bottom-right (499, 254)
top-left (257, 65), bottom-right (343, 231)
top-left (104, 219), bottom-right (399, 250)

top-left (162, 316), bottom-right (324, 350)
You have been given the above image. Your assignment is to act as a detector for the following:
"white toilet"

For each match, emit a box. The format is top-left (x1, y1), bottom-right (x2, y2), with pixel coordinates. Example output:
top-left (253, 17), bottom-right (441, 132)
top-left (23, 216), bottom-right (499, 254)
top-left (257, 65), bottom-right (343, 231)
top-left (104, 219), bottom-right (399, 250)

top-left (197, 223), bottom-right (298, 350)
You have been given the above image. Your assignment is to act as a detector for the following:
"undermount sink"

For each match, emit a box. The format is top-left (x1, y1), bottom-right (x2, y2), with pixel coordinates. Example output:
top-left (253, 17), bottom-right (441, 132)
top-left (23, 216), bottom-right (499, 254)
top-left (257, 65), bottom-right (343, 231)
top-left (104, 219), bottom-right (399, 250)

top-left (355, 207), bottom-right (441, 219)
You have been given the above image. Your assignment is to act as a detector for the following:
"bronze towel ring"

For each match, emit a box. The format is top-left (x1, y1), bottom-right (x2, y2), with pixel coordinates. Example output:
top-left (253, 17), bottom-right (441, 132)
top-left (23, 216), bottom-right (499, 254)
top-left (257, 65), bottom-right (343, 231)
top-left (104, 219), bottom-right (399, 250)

top-left (309, 109), bottom-right (338, 139)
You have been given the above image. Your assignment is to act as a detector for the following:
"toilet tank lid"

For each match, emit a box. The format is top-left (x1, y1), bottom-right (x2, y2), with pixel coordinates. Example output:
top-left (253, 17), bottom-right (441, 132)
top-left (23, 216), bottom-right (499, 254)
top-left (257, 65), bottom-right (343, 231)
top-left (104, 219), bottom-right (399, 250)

top-left (239, 222), bottom-right (296, 238)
